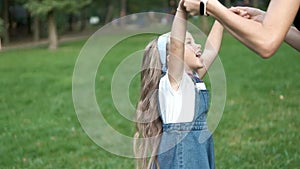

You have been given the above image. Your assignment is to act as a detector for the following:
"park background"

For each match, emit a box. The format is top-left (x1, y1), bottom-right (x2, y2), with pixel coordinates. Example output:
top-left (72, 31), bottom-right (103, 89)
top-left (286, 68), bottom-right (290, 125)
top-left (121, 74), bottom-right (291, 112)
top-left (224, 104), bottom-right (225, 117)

top-left (0, 0), bottom-right (299, 168)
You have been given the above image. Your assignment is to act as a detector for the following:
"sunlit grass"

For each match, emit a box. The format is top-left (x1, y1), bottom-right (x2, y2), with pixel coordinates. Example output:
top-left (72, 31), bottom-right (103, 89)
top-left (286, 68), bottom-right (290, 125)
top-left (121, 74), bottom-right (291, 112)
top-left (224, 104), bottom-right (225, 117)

top-left (0, 33), bottom-right (299, 168)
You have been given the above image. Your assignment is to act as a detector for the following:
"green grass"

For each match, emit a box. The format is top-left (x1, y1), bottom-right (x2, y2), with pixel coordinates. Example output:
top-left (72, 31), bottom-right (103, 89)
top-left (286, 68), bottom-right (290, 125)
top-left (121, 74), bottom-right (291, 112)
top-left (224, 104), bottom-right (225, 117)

top-left (0, 33), bottom-right (299, 168)
top-left (215, 35), bottom-right (300, 169)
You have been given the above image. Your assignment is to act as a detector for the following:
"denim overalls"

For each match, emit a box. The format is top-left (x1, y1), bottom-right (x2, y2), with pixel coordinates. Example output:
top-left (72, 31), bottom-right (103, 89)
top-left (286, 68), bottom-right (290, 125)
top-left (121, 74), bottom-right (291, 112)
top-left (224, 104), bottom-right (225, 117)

top-left (156, 75), bottom-right (215, 169)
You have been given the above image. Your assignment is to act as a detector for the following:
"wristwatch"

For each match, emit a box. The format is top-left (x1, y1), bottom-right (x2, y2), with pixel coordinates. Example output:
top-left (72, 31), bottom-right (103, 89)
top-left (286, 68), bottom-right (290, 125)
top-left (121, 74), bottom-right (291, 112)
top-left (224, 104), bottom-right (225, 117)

top-left (200, 0), bottom-right (209, 16)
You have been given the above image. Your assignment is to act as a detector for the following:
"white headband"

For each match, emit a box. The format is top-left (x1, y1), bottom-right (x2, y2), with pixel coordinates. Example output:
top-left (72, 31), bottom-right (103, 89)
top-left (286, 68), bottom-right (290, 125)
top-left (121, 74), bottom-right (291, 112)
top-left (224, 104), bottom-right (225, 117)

top-left (157, 33), bottom-right (170, 73)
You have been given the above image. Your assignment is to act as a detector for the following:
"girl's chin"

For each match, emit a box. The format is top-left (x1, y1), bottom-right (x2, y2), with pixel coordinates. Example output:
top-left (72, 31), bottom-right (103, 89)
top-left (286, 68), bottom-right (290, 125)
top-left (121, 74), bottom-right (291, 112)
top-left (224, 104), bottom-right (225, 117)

top-left (193, 65), bottom-right (204, 71)
top-left (197, 66), bottom-right (204, 70)
top-left (197, 62), bottom-right (204, 69)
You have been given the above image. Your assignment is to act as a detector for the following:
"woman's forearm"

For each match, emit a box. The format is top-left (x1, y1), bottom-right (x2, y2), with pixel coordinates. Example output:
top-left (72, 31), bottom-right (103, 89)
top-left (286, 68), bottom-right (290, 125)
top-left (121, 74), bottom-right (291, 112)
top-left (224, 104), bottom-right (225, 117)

top-left (206, 0), bottom-right (299, 58)
top-left (230, 6), bottom-right (300, 52)
top-left (284, 26), bottom-right (300, 51)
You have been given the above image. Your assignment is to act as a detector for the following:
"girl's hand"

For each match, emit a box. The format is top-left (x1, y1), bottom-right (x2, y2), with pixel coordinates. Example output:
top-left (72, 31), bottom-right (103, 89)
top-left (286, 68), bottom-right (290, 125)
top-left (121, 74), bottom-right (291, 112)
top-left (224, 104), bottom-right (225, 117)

top-left (177, 0), bottom-right (186, 12)
top-left (230, 6), bottom-right (265, 22)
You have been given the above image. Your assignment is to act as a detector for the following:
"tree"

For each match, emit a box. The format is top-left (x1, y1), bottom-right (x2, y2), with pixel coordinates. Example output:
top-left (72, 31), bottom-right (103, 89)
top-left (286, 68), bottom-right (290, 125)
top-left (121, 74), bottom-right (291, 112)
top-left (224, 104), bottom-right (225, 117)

top-left (32, 15), bottom-right (40, 42)
top-left (127, 0), bottom-right (168, 13)
top-left (1, 0), bottom-right (9, 44)
top-left (0, 18), bottom-right (3, 34)
top-left (23, 0), bottom-right (91, 50)
top-left (0, 18), bottom-right (3, 50)
top-left (120, 0), bottom-right (127, 17)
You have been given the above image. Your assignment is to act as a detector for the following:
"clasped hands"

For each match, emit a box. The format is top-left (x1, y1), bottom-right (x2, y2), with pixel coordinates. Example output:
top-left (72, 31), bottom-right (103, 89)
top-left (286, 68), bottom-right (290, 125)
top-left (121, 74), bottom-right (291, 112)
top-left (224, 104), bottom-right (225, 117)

top-left (179, 0), bottom-right (265, 23)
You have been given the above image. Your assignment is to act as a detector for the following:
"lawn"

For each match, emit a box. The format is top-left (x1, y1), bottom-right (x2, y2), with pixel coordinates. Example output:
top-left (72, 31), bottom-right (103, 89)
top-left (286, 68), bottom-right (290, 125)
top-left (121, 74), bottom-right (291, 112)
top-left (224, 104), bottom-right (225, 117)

top-left (0, 31), bottom-right (299, 169)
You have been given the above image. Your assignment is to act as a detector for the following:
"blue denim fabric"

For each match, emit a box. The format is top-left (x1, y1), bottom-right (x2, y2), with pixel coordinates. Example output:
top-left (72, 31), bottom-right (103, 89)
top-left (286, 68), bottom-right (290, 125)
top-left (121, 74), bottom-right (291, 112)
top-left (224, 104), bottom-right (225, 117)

top-left (156, 85), bottom-right (215, 169)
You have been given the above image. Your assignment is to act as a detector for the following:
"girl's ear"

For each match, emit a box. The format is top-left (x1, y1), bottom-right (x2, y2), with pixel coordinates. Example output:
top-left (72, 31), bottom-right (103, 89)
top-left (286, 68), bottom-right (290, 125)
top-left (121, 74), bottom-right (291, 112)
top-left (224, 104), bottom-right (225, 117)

top-left (167, 55), bottom-right (170, 63)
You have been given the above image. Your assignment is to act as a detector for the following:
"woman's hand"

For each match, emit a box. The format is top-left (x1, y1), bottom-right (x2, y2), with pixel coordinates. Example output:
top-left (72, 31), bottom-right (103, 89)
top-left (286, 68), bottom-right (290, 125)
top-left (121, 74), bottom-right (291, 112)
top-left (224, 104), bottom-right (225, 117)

top-left (230, 6), bottom-right (265, 22)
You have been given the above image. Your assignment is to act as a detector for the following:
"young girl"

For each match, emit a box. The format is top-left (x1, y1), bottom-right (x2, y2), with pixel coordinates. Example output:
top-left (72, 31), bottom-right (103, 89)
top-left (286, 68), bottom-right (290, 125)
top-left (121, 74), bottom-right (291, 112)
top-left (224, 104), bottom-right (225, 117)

top-left (134, 1), bottom-right (223, 168)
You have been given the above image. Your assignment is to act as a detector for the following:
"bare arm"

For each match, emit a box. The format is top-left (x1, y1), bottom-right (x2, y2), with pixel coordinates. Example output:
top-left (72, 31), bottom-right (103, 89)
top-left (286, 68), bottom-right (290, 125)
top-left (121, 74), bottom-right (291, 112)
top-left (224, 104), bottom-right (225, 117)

top-left (168, 0), bottom-right (188, 90)
top-left (285, 26), bottom-right (300, 51)
top-left (184, 0), bottom-right (300, 58)
top-left (197, 20), bottom-right (224, 79)
top-left (231, 6), bottom-right (300, 52)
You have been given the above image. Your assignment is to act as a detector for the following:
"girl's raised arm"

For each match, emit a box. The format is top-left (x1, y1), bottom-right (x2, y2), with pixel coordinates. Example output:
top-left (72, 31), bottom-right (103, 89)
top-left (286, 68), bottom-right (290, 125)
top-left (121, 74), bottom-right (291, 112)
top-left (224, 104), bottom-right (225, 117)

top-left (197, 20), bottom-right (223, 79)
top-left (168, 0), bottom-right (188, 90)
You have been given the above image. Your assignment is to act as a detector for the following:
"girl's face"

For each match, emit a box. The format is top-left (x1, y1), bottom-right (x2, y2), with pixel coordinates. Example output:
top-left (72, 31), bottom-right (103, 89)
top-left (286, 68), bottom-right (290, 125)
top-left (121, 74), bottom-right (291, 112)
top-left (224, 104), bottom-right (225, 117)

top-left (184, 33), bottom-right (203, 72)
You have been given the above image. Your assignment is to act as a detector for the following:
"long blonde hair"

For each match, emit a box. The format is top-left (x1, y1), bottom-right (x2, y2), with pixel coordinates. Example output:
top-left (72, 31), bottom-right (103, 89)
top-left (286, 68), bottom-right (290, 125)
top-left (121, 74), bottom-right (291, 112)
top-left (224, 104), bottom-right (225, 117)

top-left (134, 38), bottom-right (164, 169)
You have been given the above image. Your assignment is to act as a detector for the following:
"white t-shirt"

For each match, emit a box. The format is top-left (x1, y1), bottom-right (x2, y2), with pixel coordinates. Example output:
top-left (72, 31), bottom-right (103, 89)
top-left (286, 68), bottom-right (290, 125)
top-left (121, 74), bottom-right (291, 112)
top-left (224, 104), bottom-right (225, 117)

top-left (158, 72), bottom-right (196, 124)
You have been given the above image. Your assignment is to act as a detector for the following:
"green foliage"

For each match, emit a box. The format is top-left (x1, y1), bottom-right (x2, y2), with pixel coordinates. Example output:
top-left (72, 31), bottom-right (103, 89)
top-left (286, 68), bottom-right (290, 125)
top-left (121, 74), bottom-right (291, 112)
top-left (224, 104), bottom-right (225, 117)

top-left (128, 0), bottom-right (169, 12)
top-left (23, 0), bottom-right (92, 15)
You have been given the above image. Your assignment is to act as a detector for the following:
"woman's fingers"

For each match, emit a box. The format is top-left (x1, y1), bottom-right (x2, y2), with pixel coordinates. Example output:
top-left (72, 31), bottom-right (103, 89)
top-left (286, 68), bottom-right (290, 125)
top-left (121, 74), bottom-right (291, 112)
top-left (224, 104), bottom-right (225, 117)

top-left (229, 7), bottom-right (250, 18)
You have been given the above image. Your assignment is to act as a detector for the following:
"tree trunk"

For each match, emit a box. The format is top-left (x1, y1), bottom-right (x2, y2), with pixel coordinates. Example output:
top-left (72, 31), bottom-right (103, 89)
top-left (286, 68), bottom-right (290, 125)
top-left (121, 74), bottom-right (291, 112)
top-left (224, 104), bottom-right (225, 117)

top-left (169, 0), bottom-right (176, 15)
top-left (27, 12), bottom-right (31, 34)
top-left (33, 16), bottom-right (40, 42)
top-left (68, 14), bottom-right (73, 32)
top-left (120, 0), bottom-right (126, 17)
top-left (3, 0), bottom-right (10, 44)
top-left (47, 10), bottom-right (58, 50)
top-left (119, 0), bottom-right (126, 26)
top-left (105, 4), bottom-right (114, 24)
top-left (80, 8), bottom-right (86, 31)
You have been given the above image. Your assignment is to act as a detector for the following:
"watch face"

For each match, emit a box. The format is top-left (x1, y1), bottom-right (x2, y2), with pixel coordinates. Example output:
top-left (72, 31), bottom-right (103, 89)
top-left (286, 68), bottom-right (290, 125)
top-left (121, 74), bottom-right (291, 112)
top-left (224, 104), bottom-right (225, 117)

top-left (200, 2), bottom-right (205, 15)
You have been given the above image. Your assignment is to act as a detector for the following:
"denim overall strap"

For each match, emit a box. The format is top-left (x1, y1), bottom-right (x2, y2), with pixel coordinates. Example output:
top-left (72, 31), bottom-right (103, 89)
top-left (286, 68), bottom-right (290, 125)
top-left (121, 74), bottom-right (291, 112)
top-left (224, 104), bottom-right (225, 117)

top-left (187, 73), bottom-right (209, 123)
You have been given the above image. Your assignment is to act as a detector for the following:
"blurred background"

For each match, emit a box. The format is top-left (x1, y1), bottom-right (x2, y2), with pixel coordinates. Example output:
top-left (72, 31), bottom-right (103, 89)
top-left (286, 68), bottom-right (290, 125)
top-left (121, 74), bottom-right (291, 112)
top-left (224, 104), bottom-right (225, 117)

top-left (1, 0), bottom-right (300, 169)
